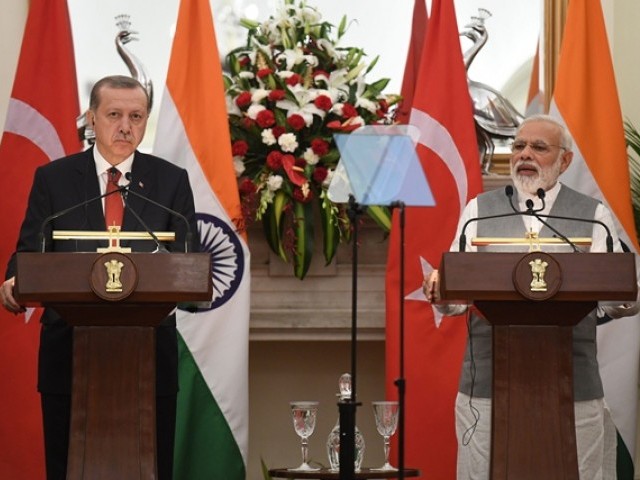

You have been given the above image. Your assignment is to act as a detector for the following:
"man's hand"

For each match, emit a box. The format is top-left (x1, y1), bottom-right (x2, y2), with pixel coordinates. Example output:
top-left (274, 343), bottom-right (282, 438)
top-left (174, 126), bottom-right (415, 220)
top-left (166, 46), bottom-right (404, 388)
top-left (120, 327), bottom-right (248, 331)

top-left (1, 277), bottom-right (25, 314)
top-left (423, 270), bottom-right (440, 304)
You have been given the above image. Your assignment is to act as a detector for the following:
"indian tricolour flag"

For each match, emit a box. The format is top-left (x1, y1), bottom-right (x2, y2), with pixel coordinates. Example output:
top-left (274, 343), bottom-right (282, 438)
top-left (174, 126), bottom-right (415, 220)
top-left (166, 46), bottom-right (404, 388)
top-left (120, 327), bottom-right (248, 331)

top-left (550, 0), bottom-right (640, 478)
top-left (153, 0), bottom-right (250, 478)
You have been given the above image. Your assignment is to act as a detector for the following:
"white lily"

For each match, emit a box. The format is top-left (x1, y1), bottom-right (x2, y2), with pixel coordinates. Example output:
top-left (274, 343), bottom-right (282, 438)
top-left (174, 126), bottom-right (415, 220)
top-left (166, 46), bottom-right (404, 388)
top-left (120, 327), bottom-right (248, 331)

top-left (251, 88), bottom-right (270, 103)
top-left (313, 68), bottom-right (350, 103)
top-left (353, 76), bottom-right (378, 113)
top-left (226, 94), bottom-right (242, 117)
top-left (276, 46), bottom-right (319, 71)
top-left (316, 38), bottom-right (341, 63)
top-left (276, 85), bottom-right (326, 126)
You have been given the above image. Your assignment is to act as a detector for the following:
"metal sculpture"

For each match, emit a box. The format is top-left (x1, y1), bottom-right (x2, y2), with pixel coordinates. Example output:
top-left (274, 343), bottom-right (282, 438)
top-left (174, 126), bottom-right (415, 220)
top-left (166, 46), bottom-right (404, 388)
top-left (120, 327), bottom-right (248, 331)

top-left (77, 15), bottom-right (154, 144)
top-left (461, 9), bottom-right (524, 174)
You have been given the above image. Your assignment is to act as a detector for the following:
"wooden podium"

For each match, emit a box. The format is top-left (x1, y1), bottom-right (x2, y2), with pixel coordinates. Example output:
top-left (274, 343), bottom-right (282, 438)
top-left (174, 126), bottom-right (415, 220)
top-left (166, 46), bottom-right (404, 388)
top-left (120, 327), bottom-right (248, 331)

top-left (439, 251), bottom-right (637, 480)
top-left (14, 251), bottom-right (212, 480)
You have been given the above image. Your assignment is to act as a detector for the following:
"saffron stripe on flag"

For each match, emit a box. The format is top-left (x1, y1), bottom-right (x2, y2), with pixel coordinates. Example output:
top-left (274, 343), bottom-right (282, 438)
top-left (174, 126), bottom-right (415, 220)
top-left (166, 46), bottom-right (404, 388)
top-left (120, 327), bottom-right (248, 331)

top-left (550, 1), bottom-right (640, 478)
top-left (153, 0), bottom-right (250, 478)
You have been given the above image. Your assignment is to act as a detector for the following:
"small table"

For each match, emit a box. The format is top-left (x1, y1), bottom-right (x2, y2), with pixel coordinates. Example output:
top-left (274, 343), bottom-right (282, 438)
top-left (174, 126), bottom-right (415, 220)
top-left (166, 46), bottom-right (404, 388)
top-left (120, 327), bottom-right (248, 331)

top-left (268, 468), bottom-right (420, 479)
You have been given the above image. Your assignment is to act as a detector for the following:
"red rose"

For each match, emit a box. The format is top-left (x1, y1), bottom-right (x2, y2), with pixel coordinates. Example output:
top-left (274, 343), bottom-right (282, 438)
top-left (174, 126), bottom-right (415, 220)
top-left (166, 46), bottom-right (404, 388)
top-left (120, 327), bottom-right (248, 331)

top-left (266, 151), bottom-right (284, 171)
top-left (239, 56), bottom-right (251, 67)
top-left (238, 177), bottom-right (257, 194)
top-left (313, 95), bottom-right (332, 111)
top-left (311, 138), bottom-right (329, 156)
top-left (342, 103), bottom-right (358, 118)
top-left (312, 166), bottom-right (328, 184)
top-left (285, 73), bottom-right (302, 86)
top-left (268, 89), bottom-right (286, 101)
top-left (257, 68), bottom-right (274, 79)
top-left (235, 91), bottom-right (252, 108)
top-left (272, 126), bottom-right (285, 138)
top-left (232, 140), bottom-right (249, 156)
top-left (292, 187), bottom-right (314, 203)
top-left (242, 117), bottom-right (255, 130)
top-left (287, 114), bottom-right (306, 131)
top-left (313, 70), bottom-right (329, 81)
top-left (256, 109), bottom-right (276, 128)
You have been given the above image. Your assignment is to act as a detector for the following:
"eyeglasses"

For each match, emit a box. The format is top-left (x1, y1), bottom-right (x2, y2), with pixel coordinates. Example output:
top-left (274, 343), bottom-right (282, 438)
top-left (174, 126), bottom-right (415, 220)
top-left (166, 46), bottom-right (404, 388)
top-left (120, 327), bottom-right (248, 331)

top-left (510, 141), bottom-right (567, 155)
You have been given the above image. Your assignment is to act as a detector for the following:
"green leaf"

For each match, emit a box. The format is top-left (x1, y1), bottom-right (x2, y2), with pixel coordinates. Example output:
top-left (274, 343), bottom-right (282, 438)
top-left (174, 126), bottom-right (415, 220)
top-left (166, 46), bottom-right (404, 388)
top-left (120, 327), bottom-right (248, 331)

top-left (366, 78), bottom-right (391, 97)
top-left (320, 197), bottom-right (340, 265)
top-left (260, 458), bottom-right (273, 480)
top-left (240, 18), bottom-right (260, 29)
top-left (365, 55), bottom-right (380, 74)
top-left (366, 205), bottom-right (392, 232)
top-left (262, 191), bottom-right (288, 261)
top-left (293, 201), bottom-right (314, 279)
top-left (338, 15), bottom-right (347, 38)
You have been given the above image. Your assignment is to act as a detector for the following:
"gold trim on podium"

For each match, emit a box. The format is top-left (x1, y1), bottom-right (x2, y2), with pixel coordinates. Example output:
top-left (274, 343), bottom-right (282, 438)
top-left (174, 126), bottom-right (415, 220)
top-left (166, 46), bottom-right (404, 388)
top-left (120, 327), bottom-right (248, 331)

top-left (472, 237), bottom-right (591, 246)
top-left (53, 230), bottom-right (175, 241)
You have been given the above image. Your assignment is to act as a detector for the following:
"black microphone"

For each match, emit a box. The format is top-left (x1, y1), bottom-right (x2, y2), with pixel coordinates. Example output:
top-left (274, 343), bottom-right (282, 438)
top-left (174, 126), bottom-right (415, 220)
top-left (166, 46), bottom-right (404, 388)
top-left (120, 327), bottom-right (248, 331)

top-left (506, 185), bottom-right (545, 214)
top-left (509, 187), bottom-right (581, 252)
top-left (38, 181), bottom-right (130, 252)
top-left (458, 186), bottom-right (525, 252)
top-left (120, 190), bottom-right (168, 253)
top-left (124, 172), bottom-right (193, 253)
top-left (528, 188), bottom-right (613, 253)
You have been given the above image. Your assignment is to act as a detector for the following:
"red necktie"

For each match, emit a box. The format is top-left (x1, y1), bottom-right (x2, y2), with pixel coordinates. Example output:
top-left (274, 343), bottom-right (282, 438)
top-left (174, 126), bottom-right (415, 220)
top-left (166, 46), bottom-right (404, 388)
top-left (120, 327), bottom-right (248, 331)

top-left (105, 168), bottom-right (124, 228)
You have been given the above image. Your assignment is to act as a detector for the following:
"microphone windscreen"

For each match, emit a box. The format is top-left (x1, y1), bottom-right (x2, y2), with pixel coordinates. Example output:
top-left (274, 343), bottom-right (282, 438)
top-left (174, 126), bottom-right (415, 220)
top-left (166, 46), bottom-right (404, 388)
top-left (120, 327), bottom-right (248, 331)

top-left (505, 185), bottom-right (514, 197)
top-left (536, 188), bottom-right (546, 200)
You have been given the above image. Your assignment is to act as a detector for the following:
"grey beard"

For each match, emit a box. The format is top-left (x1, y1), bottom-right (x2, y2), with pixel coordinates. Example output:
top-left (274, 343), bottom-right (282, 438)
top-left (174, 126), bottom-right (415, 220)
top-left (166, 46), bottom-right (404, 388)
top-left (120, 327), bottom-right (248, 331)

top-left (511, 160), bottom-right (562, 195)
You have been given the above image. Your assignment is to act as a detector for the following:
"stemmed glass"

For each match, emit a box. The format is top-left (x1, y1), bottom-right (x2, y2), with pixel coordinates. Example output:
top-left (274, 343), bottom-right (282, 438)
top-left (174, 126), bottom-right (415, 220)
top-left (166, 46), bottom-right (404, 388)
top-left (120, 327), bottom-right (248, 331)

top-left (372, 401), bottom-right (400, 471)
top-left (289, 401), bottom-right (320, 471)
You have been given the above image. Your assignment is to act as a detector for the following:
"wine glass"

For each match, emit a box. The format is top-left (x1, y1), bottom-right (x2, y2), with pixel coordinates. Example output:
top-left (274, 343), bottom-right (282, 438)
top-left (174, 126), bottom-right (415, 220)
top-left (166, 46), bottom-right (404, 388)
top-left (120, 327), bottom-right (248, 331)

top-left (372, 401), bottom-right (400, 471)
top-left (289, 401), bottom-right (320, 471)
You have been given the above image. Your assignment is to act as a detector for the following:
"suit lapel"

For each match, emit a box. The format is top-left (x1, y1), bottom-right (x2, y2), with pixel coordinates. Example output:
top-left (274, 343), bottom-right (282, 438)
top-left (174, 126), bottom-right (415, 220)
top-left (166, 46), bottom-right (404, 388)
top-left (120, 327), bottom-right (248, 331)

top-left (123, 152), bottom-right (156, 232)
top-left (76, 148), bottom-right (105, 231)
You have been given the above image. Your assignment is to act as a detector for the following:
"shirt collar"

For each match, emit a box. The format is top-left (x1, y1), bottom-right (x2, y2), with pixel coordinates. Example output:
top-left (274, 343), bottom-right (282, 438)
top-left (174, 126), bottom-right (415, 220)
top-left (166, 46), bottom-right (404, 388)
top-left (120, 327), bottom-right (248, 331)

top-left (93, 147), bottom-right (134, 179)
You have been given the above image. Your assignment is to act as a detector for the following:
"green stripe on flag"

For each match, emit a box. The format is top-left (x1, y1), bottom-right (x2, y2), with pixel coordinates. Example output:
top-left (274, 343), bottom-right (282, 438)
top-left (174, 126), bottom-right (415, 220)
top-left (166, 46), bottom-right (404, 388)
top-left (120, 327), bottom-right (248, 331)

top-left (174, 334), bottom-right (245, 479)
top-left (617, 431), bottom-right (635, 480)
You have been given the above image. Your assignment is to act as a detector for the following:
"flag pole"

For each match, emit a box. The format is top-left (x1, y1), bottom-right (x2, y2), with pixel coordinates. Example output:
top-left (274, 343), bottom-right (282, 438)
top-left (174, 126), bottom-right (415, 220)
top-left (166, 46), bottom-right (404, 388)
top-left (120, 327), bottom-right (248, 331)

top-left (338, 194), bottom-right (361, 480)
top-left (394, 202), bottom-right (407, 480)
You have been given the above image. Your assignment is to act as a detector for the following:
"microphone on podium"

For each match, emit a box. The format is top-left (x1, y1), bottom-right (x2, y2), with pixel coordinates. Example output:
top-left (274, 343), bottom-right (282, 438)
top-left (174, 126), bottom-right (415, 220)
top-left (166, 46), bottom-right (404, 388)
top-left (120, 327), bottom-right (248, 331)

top-left (38, 181), bottom-right (131, 252)
top-left (510, 186), bottom-right (614, 253)
top-left (124, 172), bottom-right (194, 253)
top-left (457, 186), bottom-right (525, 252)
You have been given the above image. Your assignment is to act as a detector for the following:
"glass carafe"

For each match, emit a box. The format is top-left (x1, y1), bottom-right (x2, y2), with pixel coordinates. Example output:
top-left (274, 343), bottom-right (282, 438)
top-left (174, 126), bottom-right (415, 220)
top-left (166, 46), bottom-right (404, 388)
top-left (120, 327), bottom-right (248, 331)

top-left (326, 373), bottom-right (365, 471)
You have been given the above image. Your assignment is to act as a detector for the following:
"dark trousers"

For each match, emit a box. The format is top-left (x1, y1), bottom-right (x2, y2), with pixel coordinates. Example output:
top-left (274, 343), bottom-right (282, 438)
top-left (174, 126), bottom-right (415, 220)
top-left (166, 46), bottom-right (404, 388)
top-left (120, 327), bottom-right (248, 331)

top-left (41, 393), bottom-right (177, 480)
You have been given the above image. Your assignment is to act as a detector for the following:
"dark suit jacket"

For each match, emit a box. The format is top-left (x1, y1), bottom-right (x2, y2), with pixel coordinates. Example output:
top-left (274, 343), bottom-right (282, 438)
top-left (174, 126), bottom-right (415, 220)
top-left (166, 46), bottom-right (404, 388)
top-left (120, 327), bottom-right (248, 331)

top-left (5, 147), bottom-right (199, 395)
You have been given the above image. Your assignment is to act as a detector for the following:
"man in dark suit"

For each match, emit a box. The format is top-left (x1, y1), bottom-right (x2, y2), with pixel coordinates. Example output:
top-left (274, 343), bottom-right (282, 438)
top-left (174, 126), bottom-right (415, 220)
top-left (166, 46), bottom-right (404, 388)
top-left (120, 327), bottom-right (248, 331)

top-left (0, 75), bottom-right (198, 480)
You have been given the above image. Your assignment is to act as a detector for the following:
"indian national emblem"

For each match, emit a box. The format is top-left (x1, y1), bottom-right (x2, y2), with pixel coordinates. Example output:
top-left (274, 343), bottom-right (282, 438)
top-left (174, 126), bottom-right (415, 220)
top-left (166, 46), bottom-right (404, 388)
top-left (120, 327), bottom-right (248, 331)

top-left (529, 258), bottom-right (548, 292)
top-left (104, 259), bottom-right (125, 292)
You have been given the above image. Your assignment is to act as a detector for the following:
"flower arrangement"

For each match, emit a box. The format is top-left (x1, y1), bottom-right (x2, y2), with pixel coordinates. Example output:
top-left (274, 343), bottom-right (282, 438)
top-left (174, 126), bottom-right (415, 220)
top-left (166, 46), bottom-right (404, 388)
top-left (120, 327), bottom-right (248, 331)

top-left (225, 0), bottom-right (399, 279)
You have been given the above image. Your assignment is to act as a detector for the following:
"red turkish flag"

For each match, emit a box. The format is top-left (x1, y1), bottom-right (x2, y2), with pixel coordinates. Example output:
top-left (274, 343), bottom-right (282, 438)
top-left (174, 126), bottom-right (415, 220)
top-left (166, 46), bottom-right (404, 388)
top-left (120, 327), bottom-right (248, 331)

top-left (385, 0), bottom-right (483, 477)
top-left (395, 0), bottom-right (428, 125)
top-left (0, 0), bottom-right (81, 477)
